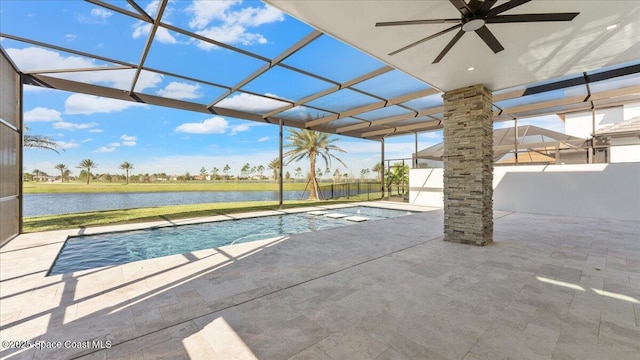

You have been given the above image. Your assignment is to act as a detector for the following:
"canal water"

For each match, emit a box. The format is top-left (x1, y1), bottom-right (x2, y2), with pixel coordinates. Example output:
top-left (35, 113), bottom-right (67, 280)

top-left (24, 191), bottom-right (305, 217)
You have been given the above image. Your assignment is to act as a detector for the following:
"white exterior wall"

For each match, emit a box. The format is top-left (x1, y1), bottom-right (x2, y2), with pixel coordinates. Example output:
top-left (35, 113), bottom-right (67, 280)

top-left (410, 163), bottom-right (640, 220)
top-left (409, 168), bottom-right (444, 207)
top-left (565, 107), bottom-right (623, 138)
top-left (623, 102), bottom-right (640, 120)
top-left (610, 137), bottom-right (640, 163)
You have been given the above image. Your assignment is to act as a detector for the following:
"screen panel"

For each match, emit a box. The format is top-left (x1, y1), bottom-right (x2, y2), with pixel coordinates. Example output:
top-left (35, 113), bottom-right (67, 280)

top-left (0, 49), bottom-right (21, 245)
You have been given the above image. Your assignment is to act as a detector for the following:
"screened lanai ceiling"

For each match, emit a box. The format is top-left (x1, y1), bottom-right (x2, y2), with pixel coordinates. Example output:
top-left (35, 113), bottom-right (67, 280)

top-left (1, 0), bottom-right (639, 141)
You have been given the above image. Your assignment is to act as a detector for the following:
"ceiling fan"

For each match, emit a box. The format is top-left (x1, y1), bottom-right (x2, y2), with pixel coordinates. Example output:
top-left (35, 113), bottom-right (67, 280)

top-left (376, 0), bottom-right (579, 63)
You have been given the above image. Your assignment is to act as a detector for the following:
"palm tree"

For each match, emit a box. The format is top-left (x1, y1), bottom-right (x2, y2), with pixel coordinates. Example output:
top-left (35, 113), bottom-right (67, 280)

top-left (54, 164), bottom-right (67, 182)
top-left (119, 161), bottom-right (133, 184)
top-left (268, 158), bottom-right (280, 183)
top-left (223, 164), bottom-right (230, 180)
top-left (24, 126), bottom-right (63, 153)
top-left (372, 163), bottom-right (383, 182)
top-left (284, 128), bottom-right (346, 200)
top-left (78, 159), bottom-right (97, 184)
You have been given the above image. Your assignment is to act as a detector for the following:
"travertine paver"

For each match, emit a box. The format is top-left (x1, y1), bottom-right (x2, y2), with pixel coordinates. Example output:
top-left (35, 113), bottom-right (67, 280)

top-left (1, 202), bottom-right (639, 359)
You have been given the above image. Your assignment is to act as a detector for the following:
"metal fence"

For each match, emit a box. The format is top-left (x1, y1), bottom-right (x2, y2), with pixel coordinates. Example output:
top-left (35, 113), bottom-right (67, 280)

top-left (317, 182), bottom-right (382, 200)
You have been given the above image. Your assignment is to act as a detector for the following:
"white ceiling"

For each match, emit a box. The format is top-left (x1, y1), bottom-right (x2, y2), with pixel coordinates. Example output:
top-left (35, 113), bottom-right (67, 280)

top-left (266, 0), bottom-right (640, 92)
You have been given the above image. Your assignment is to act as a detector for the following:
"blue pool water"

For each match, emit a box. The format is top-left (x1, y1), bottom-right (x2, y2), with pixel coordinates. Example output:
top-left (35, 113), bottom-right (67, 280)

top-left (49, 206), bottom-right (413, 275)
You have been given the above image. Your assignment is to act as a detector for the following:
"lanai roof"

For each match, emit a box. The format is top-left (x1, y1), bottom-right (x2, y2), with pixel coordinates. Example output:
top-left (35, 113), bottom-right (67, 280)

top-left (1, 0), bottom-right (639, 141)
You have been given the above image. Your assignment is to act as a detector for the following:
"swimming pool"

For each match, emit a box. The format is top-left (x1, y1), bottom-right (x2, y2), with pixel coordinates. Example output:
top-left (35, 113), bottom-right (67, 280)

top-left (48, 206), bottom-right (413, 275)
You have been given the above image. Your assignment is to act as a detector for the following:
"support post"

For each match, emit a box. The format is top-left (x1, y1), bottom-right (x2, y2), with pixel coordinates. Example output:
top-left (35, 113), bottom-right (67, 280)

top-left (380, 138), bottom-right (385, 198)
top-left (278, 119), bottom-right (283, 209)
top-left (514, 118), bottom-right (519, 165)
top-left (442, 84), bottom-right (493, 246)
top-left (590, 108), bottom-right (596, 164)
top-left (414, 132), bottom-right (418, 169)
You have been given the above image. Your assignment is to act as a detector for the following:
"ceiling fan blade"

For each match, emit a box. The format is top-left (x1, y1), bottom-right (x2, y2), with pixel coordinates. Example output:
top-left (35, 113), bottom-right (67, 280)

top-left (433, 30), bottom-right (465, 64)
top-left (480, 0), bottom-right (499, 14)
top-left (486, 13), bottom-right (580, 23)
top-left (389, 23), bottom-right (462, 56)
top-left (470, 0), bottom-right (497, 14)
top-left (486, 0), bottom-right (531, 17)
top-left (376, 19), bottom-right (461, 27)
top-left (449, 0), bottom-right (472, 17)
top-left (475, 25), bottom-right (504, 53)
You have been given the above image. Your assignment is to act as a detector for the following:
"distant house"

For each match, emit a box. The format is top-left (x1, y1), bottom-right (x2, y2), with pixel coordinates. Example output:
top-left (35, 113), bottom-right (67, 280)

top-left (595, 116), bottom-right (640, 163)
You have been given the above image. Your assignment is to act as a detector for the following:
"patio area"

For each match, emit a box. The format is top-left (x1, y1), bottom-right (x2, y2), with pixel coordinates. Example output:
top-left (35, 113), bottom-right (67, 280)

top-left (1, 202), bottom-right (638, 360)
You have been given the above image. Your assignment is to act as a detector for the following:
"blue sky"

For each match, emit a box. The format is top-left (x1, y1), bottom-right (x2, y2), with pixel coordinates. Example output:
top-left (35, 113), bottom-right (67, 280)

top-left (1, 0), bottom-right (564, 178)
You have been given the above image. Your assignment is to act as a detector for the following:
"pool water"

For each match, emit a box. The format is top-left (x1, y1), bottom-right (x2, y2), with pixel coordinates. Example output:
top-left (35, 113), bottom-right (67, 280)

top-left (48, 206), bottom-right (413, 275)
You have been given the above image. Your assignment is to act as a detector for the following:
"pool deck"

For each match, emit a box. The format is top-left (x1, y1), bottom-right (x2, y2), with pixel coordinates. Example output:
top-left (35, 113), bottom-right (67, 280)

top-left (1, 201), bottom-right (639, 359)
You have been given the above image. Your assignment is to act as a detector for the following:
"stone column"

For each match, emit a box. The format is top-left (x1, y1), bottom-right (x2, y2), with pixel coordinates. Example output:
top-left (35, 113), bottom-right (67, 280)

top-left (442, 84), bottom-right (493, 246)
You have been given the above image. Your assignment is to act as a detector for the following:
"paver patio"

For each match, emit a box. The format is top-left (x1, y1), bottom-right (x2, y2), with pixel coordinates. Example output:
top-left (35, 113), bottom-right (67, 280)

top-left (1, 202), bottom-right (638, 359)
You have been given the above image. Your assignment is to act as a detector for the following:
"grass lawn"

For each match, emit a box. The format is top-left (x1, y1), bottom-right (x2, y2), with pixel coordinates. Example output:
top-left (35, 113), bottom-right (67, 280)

top-left (23, 181), bottom-right (310, 194)
top-left (23, 193), bottom-right (382, 232)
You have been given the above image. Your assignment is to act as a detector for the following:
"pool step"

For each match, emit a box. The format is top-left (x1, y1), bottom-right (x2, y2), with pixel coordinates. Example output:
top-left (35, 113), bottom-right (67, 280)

top-left (344, 216), bottom-right (369, 222)
top-left (307, 210), bottom-right (369, 222)
top-left (324, 213), bottom-right (348, 219)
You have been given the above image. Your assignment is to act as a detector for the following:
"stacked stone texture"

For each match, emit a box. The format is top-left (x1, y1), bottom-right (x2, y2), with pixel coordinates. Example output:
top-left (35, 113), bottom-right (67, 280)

top-left (442, 84), bottom-right (493, 246)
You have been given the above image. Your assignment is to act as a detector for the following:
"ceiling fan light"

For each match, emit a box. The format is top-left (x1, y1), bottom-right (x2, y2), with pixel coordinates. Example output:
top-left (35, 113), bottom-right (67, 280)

top-left (606, 24), bottom-right (619, 31)
top-left (462, 18), bottom-right (486, 32)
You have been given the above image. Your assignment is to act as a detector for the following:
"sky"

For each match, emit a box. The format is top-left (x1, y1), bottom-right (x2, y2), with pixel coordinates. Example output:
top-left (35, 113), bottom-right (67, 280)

top-left (1, 0), bottom-right (566, 178)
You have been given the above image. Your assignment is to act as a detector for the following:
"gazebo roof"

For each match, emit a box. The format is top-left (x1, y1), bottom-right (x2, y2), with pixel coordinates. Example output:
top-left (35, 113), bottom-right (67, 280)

top-left (415, 125), bottom-right (587, 161)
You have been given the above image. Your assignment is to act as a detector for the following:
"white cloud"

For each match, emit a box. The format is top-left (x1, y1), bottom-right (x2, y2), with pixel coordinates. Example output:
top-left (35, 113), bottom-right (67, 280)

top-left (24, 107), bottom-right (62, 122)
top-left (131, 0), bottom-right (178, 44)
top-left (156, 82), bottom-right (202, 100)
top-left (108, 142), bottom-right (121, 147)
top-left (95, 146), bottom-right (116, 153)
top-left (186, 0), bottom-right (284, 50)
top-left (175, 116), bottom-right (229, 134)
top-left (53, 121), bottom-right (99, 130)
top-left (195, 25), bottom-right (266, 49)
top-left (64, 94), bottom-right (147, 115)
top-left (186, 0), bottom-right (240, 29)
top-left (132, 23), bottom-right (177, 44)
top-left (120, 134), bottom-right (137, 146)
top-left (65, 34), bottom-right (77, 41)
top-left (81, 138), bottom-right (93, 143)
top-left (6, 47), bottom-right (162, 91)
top-left (56, 140), bottom-right (81, 149)
top-left (258, 136), bottom-right (269, 142)
top-left (217, 92), bottom-right (287, 113)
top-left (89, 129), bottom-right (104, 133)
top-left (230, 124), bottom-right (250, 135)
top-left (91, 8), bottom-right (113, 19)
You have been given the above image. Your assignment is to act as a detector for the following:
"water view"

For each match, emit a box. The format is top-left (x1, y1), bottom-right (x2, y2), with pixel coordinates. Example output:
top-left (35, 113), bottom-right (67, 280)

top-left (24, 191), bottom-right (304, 217)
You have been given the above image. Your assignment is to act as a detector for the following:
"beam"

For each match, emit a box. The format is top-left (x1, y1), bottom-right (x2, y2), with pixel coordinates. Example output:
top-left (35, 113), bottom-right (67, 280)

top-left (262, 66), bottom-right (393, 118)
top-left (129, 0), bottom-right (168, 93)
top-left (0, 33), bottom-right (134, 68)
top-left (502, 85), bottom-right (640, 115)
top-left (305, 88), bottom-right (440, 128)
top-left (207, 30), bottom-right (323, 108)
top-left (337, 106), bottom-right (444, 133)
top-left (85, 0), bottom-right (148, 22)
top-left (24, 74), bottom-right (267, 122)
top-left (362, 121), bottom-right (441, 138)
